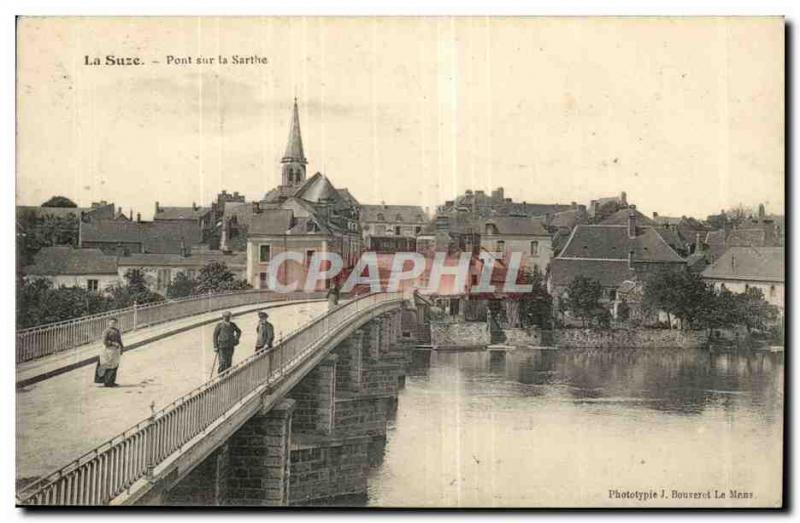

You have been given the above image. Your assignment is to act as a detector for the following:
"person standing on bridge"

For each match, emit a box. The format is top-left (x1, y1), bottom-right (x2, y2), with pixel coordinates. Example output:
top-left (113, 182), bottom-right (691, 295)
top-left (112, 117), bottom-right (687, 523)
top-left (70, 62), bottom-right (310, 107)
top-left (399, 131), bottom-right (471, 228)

top-left (94, 317), bottom-right (123, 388)
top-left (213, 311), bottom-right (241, 374)
top-left (254, 311), bottom-right (274, 353)
top-left (326, 281), bottom-right (341, 309)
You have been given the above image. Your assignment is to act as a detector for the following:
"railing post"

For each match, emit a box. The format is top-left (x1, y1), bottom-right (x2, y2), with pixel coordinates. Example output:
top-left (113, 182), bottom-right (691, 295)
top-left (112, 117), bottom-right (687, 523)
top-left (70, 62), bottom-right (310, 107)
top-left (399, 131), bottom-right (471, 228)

top-left (145, 401), bottom-right (156, 482)
top-left (133, 301), bottom-right (138, 331)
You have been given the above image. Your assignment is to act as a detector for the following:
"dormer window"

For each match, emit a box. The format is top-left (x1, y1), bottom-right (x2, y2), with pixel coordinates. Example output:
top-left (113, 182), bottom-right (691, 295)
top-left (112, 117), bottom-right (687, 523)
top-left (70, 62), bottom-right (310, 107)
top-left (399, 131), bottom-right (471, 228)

top-left (377, 213), bottom-right (385, 221)
top-left (396, 214), bottom-right (403, 222)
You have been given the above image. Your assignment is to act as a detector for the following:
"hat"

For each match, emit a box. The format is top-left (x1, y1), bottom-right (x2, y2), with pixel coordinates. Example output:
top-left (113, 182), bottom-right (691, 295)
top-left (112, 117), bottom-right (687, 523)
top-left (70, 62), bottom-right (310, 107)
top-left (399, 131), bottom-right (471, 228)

top-left (258, 311), bottom-right (269, 318)
top-left (222, 311), bottom-right (232, 319)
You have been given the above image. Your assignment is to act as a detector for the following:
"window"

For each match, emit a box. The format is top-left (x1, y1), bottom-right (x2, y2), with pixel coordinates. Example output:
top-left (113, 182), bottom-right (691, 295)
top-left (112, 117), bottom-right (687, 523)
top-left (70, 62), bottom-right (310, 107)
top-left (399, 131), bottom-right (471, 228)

top-left (395, 226), bottom-right (401, 236)
top-left (377, 213), bottom-right (385, 221)
top-left (259, 272), bottom-right (268, 288)
top-left (305, 249), bottom-right (316, 268)
top-left (259, 244), bottom-right (271, 263)
top-left (608, 289), bottom-right (617, 301)
top-left (770, 285), bottom-right (776, 298)
top-left (415, 226), bottom-right (422, 235)
top-left (87, 279), bottom-right (99, 292)
top-left (496, 240), bottom-right (505, 252)
top-left (530, 240), bottom-right (539, 256)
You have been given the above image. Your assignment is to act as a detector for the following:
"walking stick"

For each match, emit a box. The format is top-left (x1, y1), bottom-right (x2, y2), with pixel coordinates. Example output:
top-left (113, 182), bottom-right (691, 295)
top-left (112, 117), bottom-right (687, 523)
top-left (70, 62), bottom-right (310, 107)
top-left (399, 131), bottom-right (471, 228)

top-left (209, 351), bottom-right (218, 379)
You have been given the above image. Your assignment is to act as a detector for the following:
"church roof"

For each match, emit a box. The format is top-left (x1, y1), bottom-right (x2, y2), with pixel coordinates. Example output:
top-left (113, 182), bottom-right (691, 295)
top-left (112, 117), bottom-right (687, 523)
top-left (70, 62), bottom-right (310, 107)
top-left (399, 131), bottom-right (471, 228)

top-left (282, 98), bottom-right (306, 164)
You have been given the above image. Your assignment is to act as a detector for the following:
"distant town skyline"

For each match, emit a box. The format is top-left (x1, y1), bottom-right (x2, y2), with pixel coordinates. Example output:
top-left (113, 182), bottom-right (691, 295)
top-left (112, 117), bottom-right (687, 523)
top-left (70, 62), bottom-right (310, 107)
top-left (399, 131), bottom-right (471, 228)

top-left (17, 17), bottom-right (784, 219)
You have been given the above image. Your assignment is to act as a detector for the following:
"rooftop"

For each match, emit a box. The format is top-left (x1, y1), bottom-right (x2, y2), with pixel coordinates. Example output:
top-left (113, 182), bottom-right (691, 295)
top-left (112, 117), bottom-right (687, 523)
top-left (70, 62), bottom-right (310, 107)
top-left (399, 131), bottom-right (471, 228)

top-left (24, 246), bottom-right (117, 276)
top-left (360, 204), bottom-right (427, 223)
top-left (702, 246), bottom-right (784, 283)
top-left (558, 224), bottom-right (685, 263)
top-left (80, 219), bottom-right (203, 254)
top-left (154, 206), bottom-right (212, 221)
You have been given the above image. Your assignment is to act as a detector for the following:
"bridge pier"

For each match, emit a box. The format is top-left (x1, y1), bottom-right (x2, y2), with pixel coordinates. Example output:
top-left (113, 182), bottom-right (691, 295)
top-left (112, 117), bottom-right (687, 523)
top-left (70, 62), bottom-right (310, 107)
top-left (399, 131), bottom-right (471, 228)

top-left (224, 399), bottom-right (296, 506)
top-left (289, 355), bottom-right (338, 435)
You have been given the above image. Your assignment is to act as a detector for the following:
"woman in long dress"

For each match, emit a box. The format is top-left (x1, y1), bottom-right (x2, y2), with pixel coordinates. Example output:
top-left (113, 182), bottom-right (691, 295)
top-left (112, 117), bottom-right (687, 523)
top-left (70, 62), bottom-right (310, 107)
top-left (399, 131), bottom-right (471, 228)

top-left (94, 317), bottom-right (123, 387)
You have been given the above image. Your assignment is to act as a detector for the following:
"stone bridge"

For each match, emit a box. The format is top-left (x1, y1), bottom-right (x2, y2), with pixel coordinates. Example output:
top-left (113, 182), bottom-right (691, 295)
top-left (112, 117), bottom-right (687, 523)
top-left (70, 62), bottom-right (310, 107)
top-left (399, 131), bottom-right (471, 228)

top-left (17, 292), bottom-right (424, 506)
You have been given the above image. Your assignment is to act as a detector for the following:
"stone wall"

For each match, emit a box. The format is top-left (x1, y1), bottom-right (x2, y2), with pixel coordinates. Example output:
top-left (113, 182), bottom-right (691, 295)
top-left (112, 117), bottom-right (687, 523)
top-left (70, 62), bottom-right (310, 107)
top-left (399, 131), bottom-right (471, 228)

top-left (334, 395), bottom-right (395, 437)
top-left (430, 321), bottom-right (490, 348)
top-left (289, 355), bottom-right (337, 435)
top-left (289, 435), bottom-right (371, 505)
top-left (499, 327), bottom-right (543, 347)
top-left (165, 444), bottom-right (230, 506)
top-left (553, 328), bottom-right (709, 349)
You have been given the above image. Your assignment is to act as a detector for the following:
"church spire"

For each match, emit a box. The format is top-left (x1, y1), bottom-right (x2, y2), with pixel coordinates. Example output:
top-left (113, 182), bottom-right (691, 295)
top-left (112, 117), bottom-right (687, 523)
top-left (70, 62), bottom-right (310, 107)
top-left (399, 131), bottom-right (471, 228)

top-left (281, 98), bottom-right (307, 187)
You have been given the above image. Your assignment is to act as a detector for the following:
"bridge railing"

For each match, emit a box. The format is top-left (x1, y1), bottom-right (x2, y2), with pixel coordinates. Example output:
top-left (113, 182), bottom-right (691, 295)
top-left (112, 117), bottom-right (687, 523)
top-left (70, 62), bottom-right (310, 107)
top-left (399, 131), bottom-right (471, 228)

top-left (16, 290), bottom-right (322, 364)
top-left (17, 291), bottom-right (405, 506)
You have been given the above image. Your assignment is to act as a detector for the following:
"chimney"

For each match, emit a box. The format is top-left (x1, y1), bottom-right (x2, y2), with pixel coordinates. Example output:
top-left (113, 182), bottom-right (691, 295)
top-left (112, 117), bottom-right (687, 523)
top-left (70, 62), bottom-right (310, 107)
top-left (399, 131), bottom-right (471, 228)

top-left (695, 233), bottom-right (702, 254)
top-left (758, 203), bottom-right (766, 218)
top-left (155, 201), bottom-right (160, 215)
top-left (252, 202), bottom-right (260, 214)
top-left (652, 211), bottom-right (658, 219)
top-left (136, 212), bottom-right (141, 223)
top-left (628, 250), bottom-right (634, 269)
top-left (620, 191), bottom-right (627, 204)
top-left (627, 210), bottom-right (636, 238)
top-left (129, 209), bottom-right (133, 221)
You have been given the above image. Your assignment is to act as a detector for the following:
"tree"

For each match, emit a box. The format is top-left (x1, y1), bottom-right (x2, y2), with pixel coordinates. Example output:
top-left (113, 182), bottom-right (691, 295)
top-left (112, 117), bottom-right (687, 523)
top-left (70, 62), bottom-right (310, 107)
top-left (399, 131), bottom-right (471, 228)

top-left (106, 269), bottom-right (164, 309)
top-left (516, 266), bottom-right (554, 329)
top-left (642, 270), bottom-right (709, 329)
top-left (564, 276), bottom-right (603, 327)
top-left (194, 262), bottom-right (251, 294)
top-left (41, 196), bottom-right (78, 208)
top-left (735, 287), bottom-right (778, 334)
top-left (16, 210), bottom-right (80, 266)
top-left (16, 276), bottom-right (113, 329)
top-left (696, 286), bottom-right (739, 336)
top-left (166, 271), bottom-right (197, 299)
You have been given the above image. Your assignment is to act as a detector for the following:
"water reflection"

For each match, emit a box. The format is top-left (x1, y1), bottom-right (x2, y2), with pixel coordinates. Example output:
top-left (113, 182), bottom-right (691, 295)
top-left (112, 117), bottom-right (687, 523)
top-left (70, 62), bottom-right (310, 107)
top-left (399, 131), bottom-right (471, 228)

top-left (368, 347), bottom-right (783, 507)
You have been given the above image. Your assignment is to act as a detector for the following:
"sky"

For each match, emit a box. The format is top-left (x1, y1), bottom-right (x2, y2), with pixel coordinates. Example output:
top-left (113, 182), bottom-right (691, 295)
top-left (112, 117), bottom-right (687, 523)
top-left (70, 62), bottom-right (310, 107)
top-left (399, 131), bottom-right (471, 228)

top-left (16, 17), bottom-right (784, 220)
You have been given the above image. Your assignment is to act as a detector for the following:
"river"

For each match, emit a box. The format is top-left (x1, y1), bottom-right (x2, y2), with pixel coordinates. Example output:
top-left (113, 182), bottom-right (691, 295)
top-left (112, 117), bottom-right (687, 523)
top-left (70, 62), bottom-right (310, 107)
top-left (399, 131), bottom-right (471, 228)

top-left (365, 348), bottom-right (784, 508)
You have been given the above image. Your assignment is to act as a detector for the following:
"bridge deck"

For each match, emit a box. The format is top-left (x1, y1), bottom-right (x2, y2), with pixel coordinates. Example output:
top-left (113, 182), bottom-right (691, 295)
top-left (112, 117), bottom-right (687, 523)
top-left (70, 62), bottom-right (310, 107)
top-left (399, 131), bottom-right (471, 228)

top-left (16, 301), bottom-right (328, 485)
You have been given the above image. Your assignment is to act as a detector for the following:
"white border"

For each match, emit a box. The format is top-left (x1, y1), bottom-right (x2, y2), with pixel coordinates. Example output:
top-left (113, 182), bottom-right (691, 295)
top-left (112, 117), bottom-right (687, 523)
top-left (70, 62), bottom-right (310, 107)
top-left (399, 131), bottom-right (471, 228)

top-left (3, 1), bottom-right (796, 522)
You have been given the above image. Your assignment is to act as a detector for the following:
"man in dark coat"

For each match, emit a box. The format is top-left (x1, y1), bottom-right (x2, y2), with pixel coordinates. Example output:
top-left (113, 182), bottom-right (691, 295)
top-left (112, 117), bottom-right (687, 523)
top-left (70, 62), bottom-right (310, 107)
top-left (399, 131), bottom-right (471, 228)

top-left (213, 311), bottom-right (241, 374)
top-left (95, 317), bottom-right (123, 387)
top-left (255, 311), bottom-right (274, 352)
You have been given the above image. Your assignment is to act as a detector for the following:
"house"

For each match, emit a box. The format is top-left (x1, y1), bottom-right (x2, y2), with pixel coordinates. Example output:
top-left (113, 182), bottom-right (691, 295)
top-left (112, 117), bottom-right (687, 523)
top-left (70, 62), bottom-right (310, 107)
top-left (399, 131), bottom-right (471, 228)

top-left (437, 187), bottom-right (573, 220)
top-left (360, 204), bottom-right (428, 242)
top-left (246, 100), bottom-right (362, 290)
top-left (153, 201), bottom-right (214, 241)
top-left (116, 250), bottom-right (247, 295)
top-left (701, 246), bottom-right (784, 314)
top-left (79, 218), bottom-right (203, 255)
top-left (549, 210), bottom-right (686, 315)
top-left (588, 191), bottom-right (628, 220)
top-left (23, 246), bottom-right (119, 292)
top-left (479, 216), bottom-right (552, 272)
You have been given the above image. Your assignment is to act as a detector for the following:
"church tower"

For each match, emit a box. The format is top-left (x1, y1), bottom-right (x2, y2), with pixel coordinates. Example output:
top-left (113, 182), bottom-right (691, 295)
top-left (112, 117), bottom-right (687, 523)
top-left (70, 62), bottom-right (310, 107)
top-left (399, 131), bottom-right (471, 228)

top-left (281, 98), bottom-right (307, 187)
